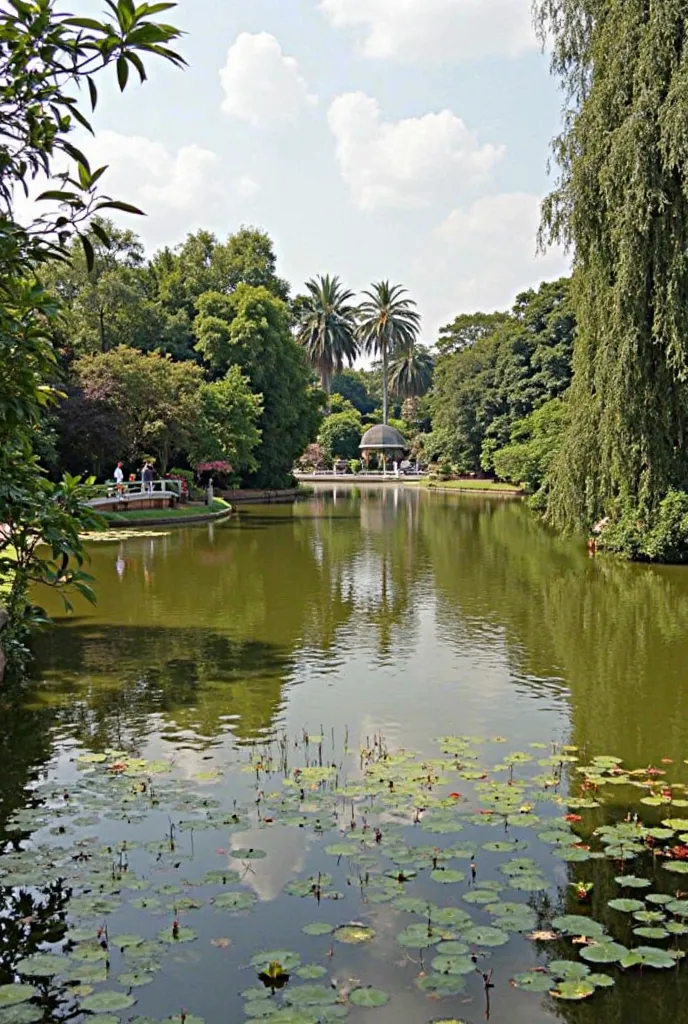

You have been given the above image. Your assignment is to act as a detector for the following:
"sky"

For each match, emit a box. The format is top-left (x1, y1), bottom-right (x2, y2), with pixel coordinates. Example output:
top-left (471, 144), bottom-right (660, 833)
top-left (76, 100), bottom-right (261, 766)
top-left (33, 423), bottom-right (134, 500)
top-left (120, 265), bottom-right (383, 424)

top-left (58, 0), bottom-right (571, 341)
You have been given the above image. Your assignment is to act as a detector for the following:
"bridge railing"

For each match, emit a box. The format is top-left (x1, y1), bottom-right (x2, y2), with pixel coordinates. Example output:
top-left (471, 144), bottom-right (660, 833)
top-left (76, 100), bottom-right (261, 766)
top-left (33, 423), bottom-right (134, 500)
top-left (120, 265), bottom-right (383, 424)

top-left (87, 479), bottom-right (182, 502)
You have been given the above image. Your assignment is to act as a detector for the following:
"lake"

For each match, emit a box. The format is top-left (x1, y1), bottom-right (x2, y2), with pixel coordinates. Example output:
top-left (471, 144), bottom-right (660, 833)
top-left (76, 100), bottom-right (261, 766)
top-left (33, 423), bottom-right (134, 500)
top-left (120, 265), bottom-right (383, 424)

top-left (3, 485), bottom-right (688, 1024)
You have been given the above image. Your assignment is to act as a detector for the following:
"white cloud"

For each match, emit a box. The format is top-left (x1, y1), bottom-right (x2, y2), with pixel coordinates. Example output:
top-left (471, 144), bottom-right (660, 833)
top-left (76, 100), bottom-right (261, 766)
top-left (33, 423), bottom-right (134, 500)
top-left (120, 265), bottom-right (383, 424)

top-left (328, 92), bottom-right (504, 211)
top-left (87, 131), bottom-right (218, 211)
top-left (219, 32), bottom-right (317, 125)
top-left (237, 175), bottom-right (260, 199)
top-left (427, 192), bottom-right (570, 320)
top-left (319, 0), bottom-right (537, 62)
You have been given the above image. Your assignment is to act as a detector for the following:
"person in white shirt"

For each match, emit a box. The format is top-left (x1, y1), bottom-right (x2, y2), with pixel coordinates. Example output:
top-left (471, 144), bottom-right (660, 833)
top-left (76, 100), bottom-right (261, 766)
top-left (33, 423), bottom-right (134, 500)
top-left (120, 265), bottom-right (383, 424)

top-left (114, 462), bottom-right (125, 494)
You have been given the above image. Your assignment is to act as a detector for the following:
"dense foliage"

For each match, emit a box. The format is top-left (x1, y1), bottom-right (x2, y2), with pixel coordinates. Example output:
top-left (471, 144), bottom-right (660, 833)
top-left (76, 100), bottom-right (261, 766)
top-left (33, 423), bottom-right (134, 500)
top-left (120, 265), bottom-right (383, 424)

top-left (429, 279), bottom-right (574, 476)
top-left (535, 0), bottom-right (688, 535)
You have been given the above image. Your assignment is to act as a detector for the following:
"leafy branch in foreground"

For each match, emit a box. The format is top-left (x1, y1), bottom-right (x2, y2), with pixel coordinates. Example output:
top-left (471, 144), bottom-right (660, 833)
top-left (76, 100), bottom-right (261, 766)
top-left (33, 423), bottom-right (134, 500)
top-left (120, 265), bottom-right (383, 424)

top-left (0, 0), bottom-right (185, 662)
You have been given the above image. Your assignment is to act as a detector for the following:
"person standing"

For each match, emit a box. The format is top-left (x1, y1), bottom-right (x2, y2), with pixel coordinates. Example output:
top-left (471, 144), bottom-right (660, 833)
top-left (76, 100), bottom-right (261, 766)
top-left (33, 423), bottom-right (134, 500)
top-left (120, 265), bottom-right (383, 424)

top-left (114, 461), bottom-right (125, 494)
top-left (142, 462), bottom-right (154, 496)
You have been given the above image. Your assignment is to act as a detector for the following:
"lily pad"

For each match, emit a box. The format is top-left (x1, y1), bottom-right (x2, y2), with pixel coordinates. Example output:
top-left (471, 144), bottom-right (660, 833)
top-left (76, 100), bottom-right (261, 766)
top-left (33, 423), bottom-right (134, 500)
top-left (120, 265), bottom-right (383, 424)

top-left (211, 891), bottom-right (256, 912)
top-left (430, 869), bottom-right (465, 884)
top-left (550, 979), bottom-right (596, 1001)
top-left (551, 915), bottom-right (606, 938)
top-left (81, 992), bottom-right (136, 1013)
top-left (620, 947), bottom-right (677, 969)
top-left (462, 925), bottom-right (508, 947)
top-left (415, 973), bottom-right (466, 996)
top-left (231, 848), bottom-right (267, 860)
top-left (349, 988), bottom-right (389, 1007)
top-left (607, 898), bottom-right (645, 914)
top-left (580, 941), bottom-right (628, 964)
top-left (302, 923), bottom-right (334, 936)
top-left (157, 926), bottom-right (197, 944)
top-left (16, 954), bottom-right (66, 977)
top-left (510, 972), bottom-right (551, 992)
top-left (333, 924), bottom-right (375, 944)
top-left (0, 988), bottom-right (35, 1009)
top-left (614, 875), bottom-right (651, 888)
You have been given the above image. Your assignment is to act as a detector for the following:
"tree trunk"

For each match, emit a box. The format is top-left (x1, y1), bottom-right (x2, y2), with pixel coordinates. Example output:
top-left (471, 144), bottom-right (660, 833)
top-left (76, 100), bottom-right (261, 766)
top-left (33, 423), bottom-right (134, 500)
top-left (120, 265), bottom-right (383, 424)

top-left (382, 343), bottom-right (388, 425)
top-left (321, 369), bottom-right (331, 413)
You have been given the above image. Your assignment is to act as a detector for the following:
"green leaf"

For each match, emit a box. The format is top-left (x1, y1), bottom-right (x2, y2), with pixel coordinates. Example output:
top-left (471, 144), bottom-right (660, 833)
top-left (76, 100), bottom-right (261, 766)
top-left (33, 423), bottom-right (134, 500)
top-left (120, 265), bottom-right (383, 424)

top-left (579, 941), bottom-right (628, 964)
top-left (550, 979), bottom-right (596, 1001)
top-left (117, 55), bottom-right (130, 90)
top-left (349, 988), bottom-right (389, 1007)
top-left (81, 992), bottom-right (136, 1012)
top-left (0, 987), bottom-right (36, 1009)
top-left (510, 972), bottom-right (552, 992)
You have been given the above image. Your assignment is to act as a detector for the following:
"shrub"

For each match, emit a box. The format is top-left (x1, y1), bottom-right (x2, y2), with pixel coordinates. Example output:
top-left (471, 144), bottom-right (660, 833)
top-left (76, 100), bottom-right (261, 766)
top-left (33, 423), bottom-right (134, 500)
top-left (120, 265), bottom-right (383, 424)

top-left (597, 490), bottom-right (688, 563)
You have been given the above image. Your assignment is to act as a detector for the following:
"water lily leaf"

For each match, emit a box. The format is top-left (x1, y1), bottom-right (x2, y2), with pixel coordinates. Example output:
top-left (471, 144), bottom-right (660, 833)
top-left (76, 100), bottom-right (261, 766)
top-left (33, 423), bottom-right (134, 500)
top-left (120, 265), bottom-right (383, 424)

top-left (157, 926), bottom-right (197, 944)
top-left (333, 924), bottom-right (374, 944)
top-left (662, 818), bottom-right (688, 831)
top-left (666, 921), bottom-right (688, 935)
top-left (302, 923), bottom-right (334, 936)
top-left (349, 988), bottom-right (389, 1007)
top-left (430, 954), bottom-right (475, 975)
top-left (415, 973), bottom-right (466, 995)
top-left (296, 965), bottom-right (328, 979)
top-left (433, 942), bottom-right (469, 957)
top-left (211, 891), bottom-right (256, 912)
top-left (550, 979), bottom-right (596, 1000)
top-left (110, 934), bottom-right (144, 949)
top-left (632, 910), bottom-right (666, 923)
top-left (548, 960), bottom-right (590, 980)
top-left (81, 992), bottom-right (136, 1012)
top-left (396, 924), bottom-right (443, 949)
top-left (509, 875), bottom-right (548, 892)
top-left (251, 950), bottom-right (302, 973)
top-left (430, 869), bottom-right (465, 883)
top-left (483, 840), bottom-right (529, 852)
top-left (0, 988), bottom-right (36, 1009)
top-left (620, 947), bottom-right (677, 969)
top-left (579, 941), bottom-right (628, 964)
top-left (392, 896), bottom-right (430, 914)
top-left (590, 973), bottom-right (615, 988)
top-left (16, 954), bottom-right (65, 977)
top-left (608, 898), bottom-right (645, 913)
top-left (663, 861), bottom-right (688, 874)
top-left (614, 875), bottom-right (651, 888)
top-left (633, 926), bottom-right (670, 939)
top-left (231, 848), bottom-right (267, 860)
top-left (646, 893), bottom-right (674, 905)
top-left (0, 1008), bottom-right (43, 1024)
top-left (462, 890), bottom-right (496, 905)
top-left (204, 869), bottom-right (241, 884)
top-left (283, 984), bottom-right (337, 1007)
top-left (462, 925), bottom-right (508, 947)
top-left (324, 844), bottom-right (357, 857)
top-left (117, 972), bottom-right (154, 987)
top-left (510, 972), bottom-right (551, 992)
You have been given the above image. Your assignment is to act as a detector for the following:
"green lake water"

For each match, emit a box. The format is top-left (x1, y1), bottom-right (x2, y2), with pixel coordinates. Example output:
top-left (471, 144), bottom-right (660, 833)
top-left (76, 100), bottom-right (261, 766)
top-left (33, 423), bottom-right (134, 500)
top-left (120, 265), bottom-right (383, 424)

top-left (4, 486), bottom-right (688, 1024)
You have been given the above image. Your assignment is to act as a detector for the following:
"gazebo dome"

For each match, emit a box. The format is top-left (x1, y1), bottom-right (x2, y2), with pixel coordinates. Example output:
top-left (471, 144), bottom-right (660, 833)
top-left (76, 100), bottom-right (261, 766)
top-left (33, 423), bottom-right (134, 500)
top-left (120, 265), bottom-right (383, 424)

top-left (360, 424), bottom-right (407, 451)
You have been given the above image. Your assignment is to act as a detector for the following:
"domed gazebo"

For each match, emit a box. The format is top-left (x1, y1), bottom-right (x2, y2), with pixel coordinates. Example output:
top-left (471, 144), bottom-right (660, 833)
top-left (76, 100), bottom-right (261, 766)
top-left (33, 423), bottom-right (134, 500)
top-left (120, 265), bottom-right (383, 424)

top-left (360, 424), bottom-right (407, 471)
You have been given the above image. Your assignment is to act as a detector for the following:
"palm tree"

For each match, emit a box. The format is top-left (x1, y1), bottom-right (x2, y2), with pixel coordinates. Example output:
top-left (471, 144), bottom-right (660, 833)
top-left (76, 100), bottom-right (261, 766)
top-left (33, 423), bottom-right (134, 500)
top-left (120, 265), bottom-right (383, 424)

top-left (389, 343), bottom-right (434, 401)
top-left (296, 274), bottom-right (359, 400)
top-left (357, 282), bottom-right (421, 424)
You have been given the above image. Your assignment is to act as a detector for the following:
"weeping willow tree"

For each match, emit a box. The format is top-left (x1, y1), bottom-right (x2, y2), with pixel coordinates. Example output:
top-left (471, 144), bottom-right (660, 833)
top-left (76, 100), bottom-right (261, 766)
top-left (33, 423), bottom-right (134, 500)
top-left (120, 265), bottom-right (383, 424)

top-left (535, 0), bottom-right (688, 533)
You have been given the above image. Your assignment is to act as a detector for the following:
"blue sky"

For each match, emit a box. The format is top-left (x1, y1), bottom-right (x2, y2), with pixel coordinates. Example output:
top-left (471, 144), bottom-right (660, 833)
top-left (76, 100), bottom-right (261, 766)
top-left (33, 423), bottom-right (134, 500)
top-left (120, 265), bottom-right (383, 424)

top-left (71, 0), bottom-right (570, 340)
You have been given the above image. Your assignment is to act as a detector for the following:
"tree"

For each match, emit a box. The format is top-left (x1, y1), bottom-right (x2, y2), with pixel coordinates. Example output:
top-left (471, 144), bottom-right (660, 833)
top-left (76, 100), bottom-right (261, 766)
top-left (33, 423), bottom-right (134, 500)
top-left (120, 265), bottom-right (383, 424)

top-left (296, 274), bottom-right (359, 399)
top-left (492, 398), bottom-right (569, 495)
top-left (187, 366), bottom-right (263, 474)
top-left (430, 279), bottom-right (574, 474)
top-left (74, 347), bottom-right (204, 473)
top-left (357, 282), bottom-right (421, 424)
top-left (194, 284), bottom-right (322, 487)
top-left (437, 311), bottom-right (509, 356)
top-left (152, 227), bottom-right (289, 322)
top-left (331, 369), bottom-right (377, 416)
top-left (0, 0), bottom-right (184, 655)
top-left (318, 408), bottom-right (363, 463)
top-left (389, 344), bottom-right (434, 400)
top-left (534, 0), bottom-right (688, 534)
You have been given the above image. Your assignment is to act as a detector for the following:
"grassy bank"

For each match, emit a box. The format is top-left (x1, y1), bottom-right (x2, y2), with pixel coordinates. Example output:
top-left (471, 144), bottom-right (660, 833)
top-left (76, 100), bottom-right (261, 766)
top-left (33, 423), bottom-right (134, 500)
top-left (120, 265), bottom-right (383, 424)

top-left (415, 479), bottom-right (523, 494)
top-left (103, 498), bottom-right (231, 523)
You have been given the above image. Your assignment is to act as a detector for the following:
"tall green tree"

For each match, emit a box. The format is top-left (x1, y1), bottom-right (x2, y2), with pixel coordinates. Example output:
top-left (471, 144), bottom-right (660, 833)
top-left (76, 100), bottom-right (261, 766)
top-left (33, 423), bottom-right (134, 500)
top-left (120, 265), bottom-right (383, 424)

top-left (389, 343), bottom-right (434, 400)
top-left (296, 274), bottom-right (359, 399)
top-left (535, 0), bottom-right (688, 532)
top-left (194, 285), bottom-right (322, 487)
top-left (357, 282), bottom-right (421, 424)
top-left (74, 346), bottom-right (204, 474)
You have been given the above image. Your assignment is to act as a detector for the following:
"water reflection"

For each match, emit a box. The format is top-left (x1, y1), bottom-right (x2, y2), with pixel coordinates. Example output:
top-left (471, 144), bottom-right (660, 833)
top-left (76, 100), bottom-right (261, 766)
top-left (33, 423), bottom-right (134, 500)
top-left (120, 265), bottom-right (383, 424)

top-left (27, 487), bottom-right (688, 775)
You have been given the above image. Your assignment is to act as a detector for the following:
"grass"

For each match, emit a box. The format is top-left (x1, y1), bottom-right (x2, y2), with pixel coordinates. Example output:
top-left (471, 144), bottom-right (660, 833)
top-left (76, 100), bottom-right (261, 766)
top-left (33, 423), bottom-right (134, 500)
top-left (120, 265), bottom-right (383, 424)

top-left (418, 479), bottom-right (523, 493)
top-left (103, 498), bottom-right (231, 523)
